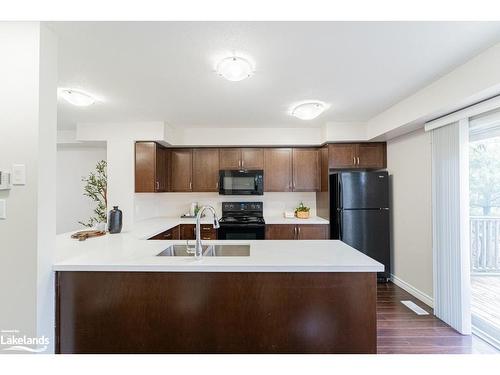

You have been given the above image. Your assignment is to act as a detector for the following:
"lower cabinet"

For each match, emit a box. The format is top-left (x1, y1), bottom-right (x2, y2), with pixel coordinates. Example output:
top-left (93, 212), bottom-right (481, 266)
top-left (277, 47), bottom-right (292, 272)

top-left (266, 224), bottom-right (328, 240)
top-left (148, 225), bottom-right (180, 240)
top-left (179, 224), bottom-right (217, 240)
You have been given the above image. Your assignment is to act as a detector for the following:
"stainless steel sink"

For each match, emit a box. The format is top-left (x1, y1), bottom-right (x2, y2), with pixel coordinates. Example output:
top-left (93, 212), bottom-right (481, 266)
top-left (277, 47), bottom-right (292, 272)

top-left (156, 244), bottom-right (250, 257)
top-left (203, 244), bottom-right (250, 257)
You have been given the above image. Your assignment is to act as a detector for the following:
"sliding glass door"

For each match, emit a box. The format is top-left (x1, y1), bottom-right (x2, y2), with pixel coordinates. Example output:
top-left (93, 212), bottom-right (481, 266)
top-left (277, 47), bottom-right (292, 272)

top-left (469, 108), bottom-right (500, 349)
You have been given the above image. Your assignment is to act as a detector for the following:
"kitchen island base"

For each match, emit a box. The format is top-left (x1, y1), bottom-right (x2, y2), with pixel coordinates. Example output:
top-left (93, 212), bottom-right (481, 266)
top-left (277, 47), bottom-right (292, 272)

top-left (56, 271), bottom-right (377, 354)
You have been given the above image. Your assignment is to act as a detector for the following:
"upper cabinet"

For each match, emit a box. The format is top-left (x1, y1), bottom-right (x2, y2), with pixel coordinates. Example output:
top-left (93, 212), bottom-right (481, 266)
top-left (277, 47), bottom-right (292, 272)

top-left (192, 148), bottom-right (219, 192)
top-left (264, 148), bottom-right (319, 192)
top-left (135, 143), bottom-right (386, 193)
top-left (264, 148), bottom-right (293, 192)
top-left (292, 148), bottom-right (319, 192)
top-left (219, 148), bottom-right (264, 170)
top-left (329, 143), bottom-right (386, 170)
top-left (170, 148), bottom-right (193, 192)
top-left (135, 142), bottom-right (169, 192)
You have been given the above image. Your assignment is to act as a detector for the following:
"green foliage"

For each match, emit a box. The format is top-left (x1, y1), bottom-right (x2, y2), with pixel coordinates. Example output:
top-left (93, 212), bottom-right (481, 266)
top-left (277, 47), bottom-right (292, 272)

top-left (79, 160), bottom-right (107, 228)
top-left (295, 202), bottom-right (310, 213)
top-left (470, 140), bottom-right (500, 216)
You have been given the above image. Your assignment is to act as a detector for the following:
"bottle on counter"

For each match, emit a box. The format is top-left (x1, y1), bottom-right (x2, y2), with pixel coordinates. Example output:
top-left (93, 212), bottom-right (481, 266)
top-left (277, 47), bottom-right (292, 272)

top-left (108, 206), bottom-right (123, 234)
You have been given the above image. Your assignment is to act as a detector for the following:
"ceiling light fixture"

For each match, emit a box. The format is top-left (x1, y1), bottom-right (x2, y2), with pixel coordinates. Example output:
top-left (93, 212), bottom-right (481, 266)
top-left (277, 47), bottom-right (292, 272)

top-left (291, 101), bottom-right (327, 120)
top-left (58, 88), bottom-right (96, 107)
top-left (216, 56), bottom-right (254, 82)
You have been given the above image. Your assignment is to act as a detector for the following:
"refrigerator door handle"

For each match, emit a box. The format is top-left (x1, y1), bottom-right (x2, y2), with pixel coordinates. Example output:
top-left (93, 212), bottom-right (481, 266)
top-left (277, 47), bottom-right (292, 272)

top-left (338, 210), bottom-right (343, 241)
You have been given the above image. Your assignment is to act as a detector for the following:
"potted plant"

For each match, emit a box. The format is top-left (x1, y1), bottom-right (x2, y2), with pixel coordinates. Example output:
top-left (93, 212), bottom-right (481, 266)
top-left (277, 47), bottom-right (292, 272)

top-left (79, 160), bottom-right (107, 231)
top-left (295, 202), bottom-right (310, 219)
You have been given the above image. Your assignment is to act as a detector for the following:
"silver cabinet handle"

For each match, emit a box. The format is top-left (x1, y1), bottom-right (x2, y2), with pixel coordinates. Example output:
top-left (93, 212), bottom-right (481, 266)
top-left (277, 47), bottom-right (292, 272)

top-left (353, 157), bottom-right (356, 165)
top-left (189, 181), bottom-right (192, 190)
top-left (216, 181), bottom-right (219, 189)
top-left (156, 181), bottom-right (159, 190)
top-left (357, 157), bottom-right (360, 165)
top-left (289, 181), bottom-right (292, 190)
top-left (294, 226), bottom-right (297, 239)
top-left (241, 159), bottom-right (244, 167)
top-left (297, 226), bottom-right (301, 239)
top-left (238, 160), bottom-right (241, 168)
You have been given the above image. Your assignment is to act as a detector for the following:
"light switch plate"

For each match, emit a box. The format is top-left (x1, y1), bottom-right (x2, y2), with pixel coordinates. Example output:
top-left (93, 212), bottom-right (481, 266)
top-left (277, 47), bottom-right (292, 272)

top-left (0, 199), bottom-right (6, 219)
top-left (12, 164), bottom-right (26, 185)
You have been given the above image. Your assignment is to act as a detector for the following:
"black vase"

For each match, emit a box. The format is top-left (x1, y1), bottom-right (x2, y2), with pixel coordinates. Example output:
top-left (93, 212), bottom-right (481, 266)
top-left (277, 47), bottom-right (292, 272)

top-left (108, 206), bottom-right (123, 234)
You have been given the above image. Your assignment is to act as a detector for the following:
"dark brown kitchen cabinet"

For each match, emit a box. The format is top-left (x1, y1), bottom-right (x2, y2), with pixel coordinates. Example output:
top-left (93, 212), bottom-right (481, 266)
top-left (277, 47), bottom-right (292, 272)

top-left (264, 148), bottom-right (293, 192)
top-left (179, 224), bottom-right (216, 240)
top-left (328, 143), bottom-right (358, 169)
top-left (328, 143), bottom-right (386, 170)
top-left (219, 148), bottom-right (264, 170)
top-left (319, 145), bottom-right (329, 192)
top-left (219, 148), bottom-right (241, 169)
top-left (135, 142), bottom-right (169, 192)
top-left (357, 143), bottom-right (386, 169)
top-left (193, 148), bottom-right (219, 192)
top-left (180, 224), bottom-right (196, 240)
top-left (296, 224), bottom-right (328, 240)
top-left (265, 224), bottom-right (296, 240)
top-left (241, 148), bottom-right (264, 169)
top-left (148, 225), bottom-right (180, 240)
top-left (266, 224), bottom-right (328, 240)
top-left (170, 149), bottom-right (193, 192)
top-left (292, 148), bottom-right (320, 191)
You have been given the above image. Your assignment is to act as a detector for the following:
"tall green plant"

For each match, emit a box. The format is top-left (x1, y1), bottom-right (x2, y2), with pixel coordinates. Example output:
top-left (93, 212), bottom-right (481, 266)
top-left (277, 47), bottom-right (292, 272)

top-left (79, 160), bottom-right (107, 228)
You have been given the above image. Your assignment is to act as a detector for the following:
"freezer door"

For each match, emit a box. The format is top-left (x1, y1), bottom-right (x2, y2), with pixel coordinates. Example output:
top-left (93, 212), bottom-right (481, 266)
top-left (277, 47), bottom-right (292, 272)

top-left (340, 209), bottom-right (390, 276)
top-left (340, 171), bottom-right (389, 209)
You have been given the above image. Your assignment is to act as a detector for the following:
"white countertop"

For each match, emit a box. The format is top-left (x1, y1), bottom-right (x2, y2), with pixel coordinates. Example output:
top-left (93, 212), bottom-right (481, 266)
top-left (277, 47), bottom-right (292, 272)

top-left (54, 216), bottom-right (383, 273)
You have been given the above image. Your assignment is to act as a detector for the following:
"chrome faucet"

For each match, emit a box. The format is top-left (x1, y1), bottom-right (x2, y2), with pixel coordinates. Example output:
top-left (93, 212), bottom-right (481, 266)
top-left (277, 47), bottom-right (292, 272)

top-left (195, 205), bottom-right (220, 258)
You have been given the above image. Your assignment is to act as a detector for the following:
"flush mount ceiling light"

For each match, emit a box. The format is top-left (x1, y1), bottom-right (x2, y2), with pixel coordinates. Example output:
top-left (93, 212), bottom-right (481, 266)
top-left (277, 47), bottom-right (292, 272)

top-left (216, 56), bottom-right (254, 82)
top-left (57, 88), bottom-right (96, 107)
top-left (291, 101), bottom-right (327, 120)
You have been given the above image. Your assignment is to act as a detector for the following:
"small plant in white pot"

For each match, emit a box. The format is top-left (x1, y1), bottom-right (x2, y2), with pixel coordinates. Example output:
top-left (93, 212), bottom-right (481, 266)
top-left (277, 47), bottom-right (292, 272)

top-left (79, 160), bottom-right (107, 231)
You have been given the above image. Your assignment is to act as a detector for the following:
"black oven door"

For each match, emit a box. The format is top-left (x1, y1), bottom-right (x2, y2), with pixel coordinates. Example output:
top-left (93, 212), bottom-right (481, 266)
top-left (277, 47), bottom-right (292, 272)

top-left (217, 225), bottom-right (265, 240)
top-left (219, 170), bottom-right (263, 195)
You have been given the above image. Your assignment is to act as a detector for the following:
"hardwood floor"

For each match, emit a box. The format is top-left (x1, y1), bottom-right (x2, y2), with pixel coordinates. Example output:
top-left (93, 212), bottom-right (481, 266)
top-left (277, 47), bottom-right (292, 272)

top-left (377, 282), bottom-right (499, 354)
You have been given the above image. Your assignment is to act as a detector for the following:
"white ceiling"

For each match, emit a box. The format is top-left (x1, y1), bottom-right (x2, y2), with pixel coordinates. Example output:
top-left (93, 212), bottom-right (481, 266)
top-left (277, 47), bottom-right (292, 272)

top-left (49, 21), bottom-right (500, 130)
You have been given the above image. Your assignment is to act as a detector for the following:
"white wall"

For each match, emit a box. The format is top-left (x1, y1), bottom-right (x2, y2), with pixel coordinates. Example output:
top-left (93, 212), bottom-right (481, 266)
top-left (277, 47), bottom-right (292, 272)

top-left (56, 144), bottom-right (107, 234)
top-left (387, 128), bottom-right (434, 305)
top-left (0, 22), bottom-right (57, 352)
top-left (135, 192), bottom-right (317, 222)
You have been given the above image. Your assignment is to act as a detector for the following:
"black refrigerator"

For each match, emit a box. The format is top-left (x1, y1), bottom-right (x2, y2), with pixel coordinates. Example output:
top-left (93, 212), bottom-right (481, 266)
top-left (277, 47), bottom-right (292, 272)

top-left (330, 171), bottom-right (391, 280)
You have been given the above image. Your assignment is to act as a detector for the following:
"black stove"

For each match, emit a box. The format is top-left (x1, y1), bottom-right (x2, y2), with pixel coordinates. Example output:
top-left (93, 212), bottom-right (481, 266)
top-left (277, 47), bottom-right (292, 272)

top-left (218, 202), bottom-right (265, 240)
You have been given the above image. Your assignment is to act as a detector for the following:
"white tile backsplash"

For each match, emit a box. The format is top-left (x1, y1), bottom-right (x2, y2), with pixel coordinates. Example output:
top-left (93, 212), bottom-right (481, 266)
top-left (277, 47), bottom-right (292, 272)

top-left (134, 192), bottom-right (317, 222)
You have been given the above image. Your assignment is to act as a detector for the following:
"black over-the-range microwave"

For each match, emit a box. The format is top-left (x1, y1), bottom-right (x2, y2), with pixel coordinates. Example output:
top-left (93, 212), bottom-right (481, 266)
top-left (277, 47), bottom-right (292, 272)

top-left (219, 170), bottom-right (264, 195)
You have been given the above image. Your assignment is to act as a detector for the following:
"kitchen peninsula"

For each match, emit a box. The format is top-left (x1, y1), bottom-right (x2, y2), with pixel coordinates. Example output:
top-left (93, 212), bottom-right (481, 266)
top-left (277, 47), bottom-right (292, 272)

top-left (54, 218), bottom-right (383, 354)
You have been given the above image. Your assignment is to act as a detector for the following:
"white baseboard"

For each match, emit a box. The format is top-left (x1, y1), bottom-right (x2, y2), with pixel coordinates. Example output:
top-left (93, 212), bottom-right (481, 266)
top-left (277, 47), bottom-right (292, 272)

top-left (390, 274), bottom-right (434, 308)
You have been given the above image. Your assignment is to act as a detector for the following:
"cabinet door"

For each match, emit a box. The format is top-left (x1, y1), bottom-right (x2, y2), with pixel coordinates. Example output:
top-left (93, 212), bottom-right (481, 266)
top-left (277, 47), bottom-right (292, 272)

top-left (320, 145), bottom-right (329, 192)
top-left (264, 148), bottom-right (293, 192)
top-left (357, 143), bottom-right (386, 169)
top-left (155, 147), bottom-right (170, 192)
top-left (328, 144), bottom-right (357, 169)
top-left (296, 224), bottom-right (328, 240)
top-left (265, 224), bottom-right (296, 240)
top-left (241, 148), bottom-right (264, 170)
top-left (135, 142), bottom-right (156, 192)
top-left (180, 224), bottom-right (196, 240)
top-left (292, 148), bottom-right (320, 191)
top-left (171, 149), bottom-right (193, 192)
top-left (193, 148), bottom-right (219, 192)
top-left (219, 148), bottom-right (241, 169)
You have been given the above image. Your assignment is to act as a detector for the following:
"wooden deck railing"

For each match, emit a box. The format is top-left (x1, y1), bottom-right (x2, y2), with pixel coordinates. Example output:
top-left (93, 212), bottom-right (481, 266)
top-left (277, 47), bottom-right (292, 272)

top-left (470, 216), bottom-right (500, 273)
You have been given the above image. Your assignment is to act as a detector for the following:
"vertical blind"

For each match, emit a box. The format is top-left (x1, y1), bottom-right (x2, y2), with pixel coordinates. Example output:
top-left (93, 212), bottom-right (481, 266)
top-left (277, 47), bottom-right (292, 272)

top-left (431, 120), bottom-right (471, 334)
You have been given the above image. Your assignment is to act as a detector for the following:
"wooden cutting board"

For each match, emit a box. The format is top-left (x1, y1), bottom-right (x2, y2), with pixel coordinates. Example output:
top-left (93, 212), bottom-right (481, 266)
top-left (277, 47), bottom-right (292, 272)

top-left (71, 230), bottom-right (106, 241)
